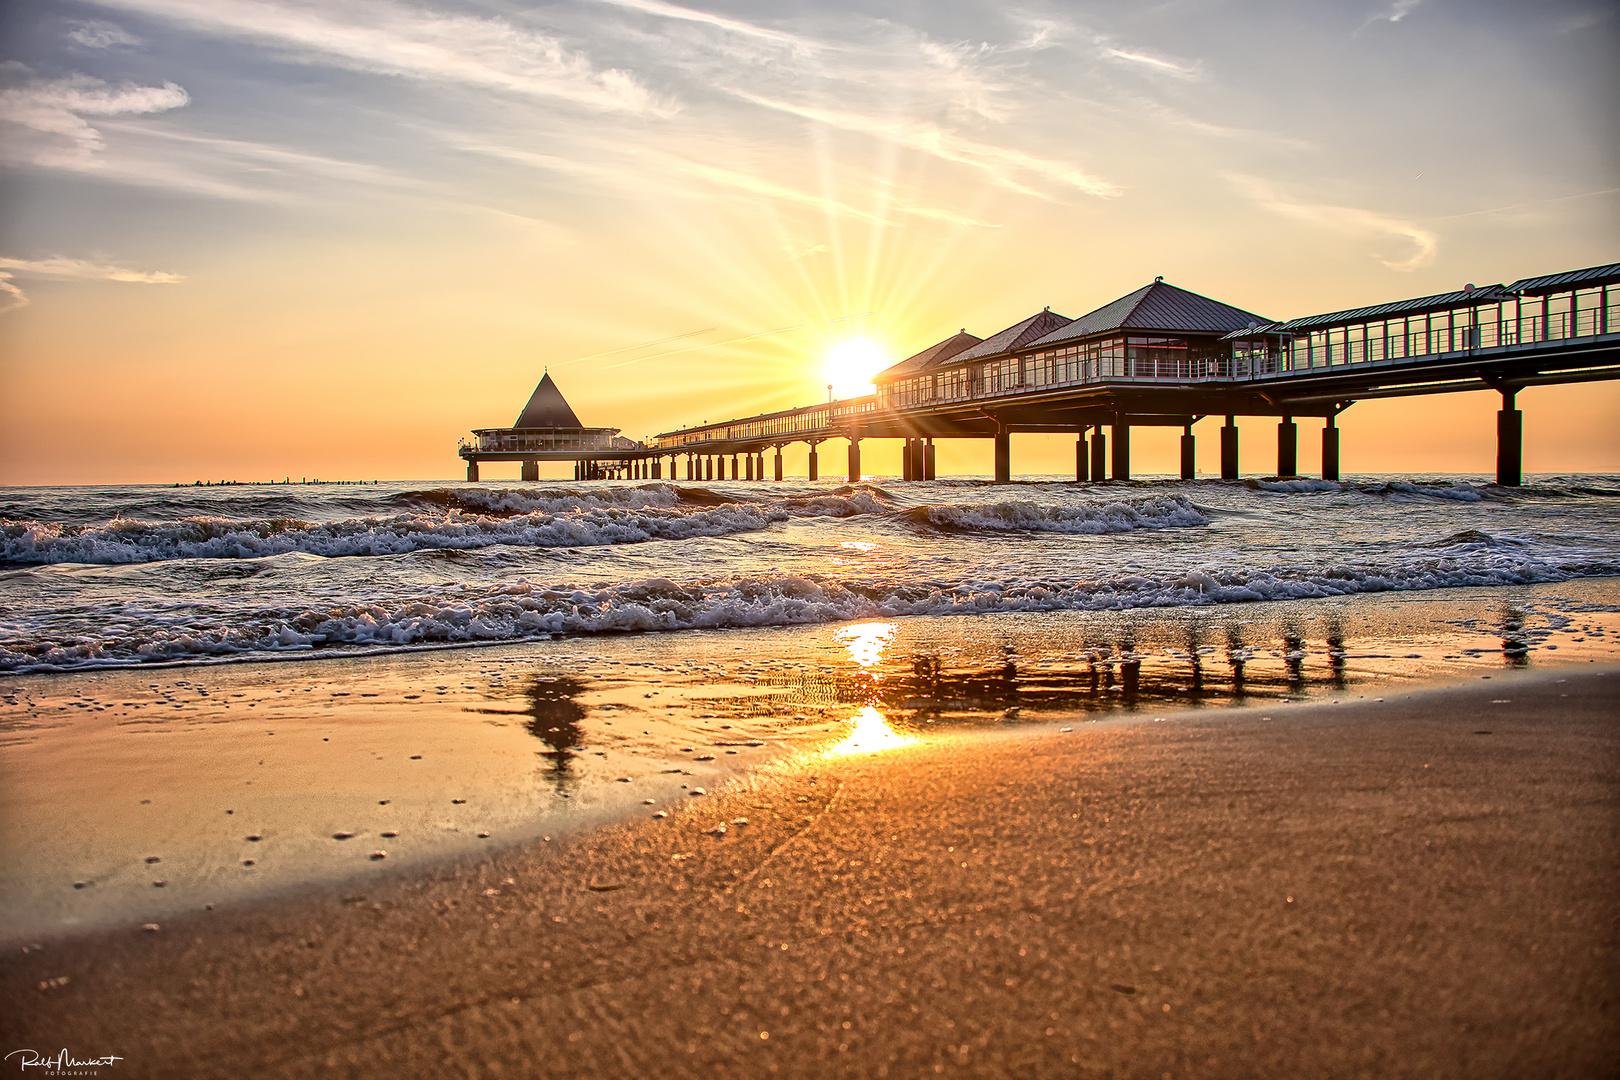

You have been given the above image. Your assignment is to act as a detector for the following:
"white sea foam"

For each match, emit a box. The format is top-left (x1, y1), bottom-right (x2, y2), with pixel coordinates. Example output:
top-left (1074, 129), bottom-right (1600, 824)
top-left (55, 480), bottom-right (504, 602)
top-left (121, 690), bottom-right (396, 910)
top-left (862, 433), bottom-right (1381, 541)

top-left (906, 495), bottom-right (1208, 533)
top-left (4, 550), bottom-right (1609, 672)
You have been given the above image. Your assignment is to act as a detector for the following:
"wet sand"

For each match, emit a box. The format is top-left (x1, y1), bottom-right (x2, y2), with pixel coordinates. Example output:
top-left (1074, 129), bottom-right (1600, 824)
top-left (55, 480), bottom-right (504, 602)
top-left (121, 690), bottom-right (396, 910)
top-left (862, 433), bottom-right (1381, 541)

top-left (4, 666), bottom-right (1617, 1078)
top-left (6, 580), bottom-right (1619, 942)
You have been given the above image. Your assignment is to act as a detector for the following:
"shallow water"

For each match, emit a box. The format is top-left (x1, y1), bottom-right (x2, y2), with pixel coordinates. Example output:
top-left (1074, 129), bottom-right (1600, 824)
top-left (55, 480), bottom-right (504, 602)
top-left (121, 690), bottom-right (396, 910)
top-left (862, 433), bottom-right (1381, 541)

top-left (3, 574), bottom-right (1619, 941)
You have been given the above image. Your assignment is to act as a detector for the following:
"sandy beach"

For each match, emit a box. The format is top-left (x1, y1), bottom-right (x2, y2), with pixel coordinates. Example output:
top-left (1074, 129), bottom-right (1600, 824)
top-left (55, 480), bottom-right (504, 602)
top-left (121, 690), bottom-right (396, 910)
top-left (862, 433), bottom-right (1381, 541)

top-left (4, 664), bottom-right (1616, 1079)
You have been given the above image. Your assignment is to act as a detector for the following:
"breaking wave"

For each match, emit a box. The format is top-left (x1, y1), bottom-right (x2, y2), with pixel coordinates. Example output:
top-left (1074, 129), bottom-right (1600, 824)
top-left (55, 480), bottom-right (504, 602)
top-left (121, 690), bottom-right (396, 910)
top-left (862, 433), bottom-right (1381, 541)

top-left (901, 495), bottom-right (1208, 534)
top-left (5, 548), bottom-right (1611, 672)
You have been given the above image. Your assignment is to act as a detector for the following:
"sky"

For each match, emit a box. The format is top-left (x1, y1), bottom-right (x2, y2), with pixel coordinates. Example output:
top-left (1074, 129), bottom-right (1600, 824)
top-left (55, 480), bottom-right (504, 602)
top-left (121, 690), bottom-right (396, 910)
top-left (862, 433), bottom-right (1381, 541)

top-left (0, 0), bottom-right (1616, 484)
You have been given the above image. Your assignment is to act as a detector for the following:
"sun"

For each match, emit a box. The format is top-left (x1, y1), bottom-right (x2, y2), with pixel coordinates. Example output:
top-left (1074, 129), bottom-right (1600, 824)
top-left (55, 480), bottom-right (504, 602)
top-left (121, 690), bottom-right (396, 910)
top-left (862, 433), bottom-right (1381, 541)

top-left (823, 338), bottom-right (890, 400)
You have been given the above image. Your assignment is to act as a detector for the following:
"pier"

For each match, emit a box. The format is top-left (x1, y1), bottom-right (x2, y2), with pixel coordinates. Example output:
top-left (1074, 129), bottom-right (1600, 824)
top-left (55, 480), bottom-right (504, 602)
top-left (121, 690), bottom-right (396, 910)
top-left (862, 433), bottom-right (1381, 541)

top-left (460, 262), bottom-right (1619, 485)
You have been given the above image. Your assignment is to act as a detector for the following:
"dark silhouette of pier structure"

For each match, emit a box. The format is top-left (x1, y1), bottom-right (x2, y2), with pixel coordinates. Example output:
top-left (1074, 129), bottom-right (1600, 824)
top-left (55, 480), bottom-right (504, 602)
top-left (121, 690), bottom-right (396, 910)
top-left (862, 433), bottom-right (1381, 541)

top-left (460, 263), bottom-right (1618, 485)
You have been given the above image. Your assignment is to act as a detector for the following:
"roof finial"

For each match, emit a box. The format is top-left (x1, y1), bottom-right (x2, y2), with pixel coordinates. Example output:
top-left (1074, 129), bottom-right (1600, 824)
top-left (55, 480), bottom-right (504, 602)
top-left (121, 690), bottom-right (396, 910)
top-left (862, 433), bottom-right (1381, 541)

top-left (1154, 275), bottom-right (1164, 283)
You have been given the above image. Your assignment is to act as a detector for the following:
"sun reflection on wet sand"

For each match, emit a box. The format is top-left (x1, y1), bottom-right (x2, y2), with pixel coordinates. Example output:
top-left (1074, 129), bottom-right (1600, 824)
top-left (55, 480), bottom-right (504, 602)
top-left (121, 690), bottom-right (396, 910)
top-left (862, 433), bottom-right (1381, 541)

top-left (838, 621), bottom-right (897, 670)
top-left (826, 622), bottom-right (915, 754)
top-left (828, 705), bottom-right (917, 755)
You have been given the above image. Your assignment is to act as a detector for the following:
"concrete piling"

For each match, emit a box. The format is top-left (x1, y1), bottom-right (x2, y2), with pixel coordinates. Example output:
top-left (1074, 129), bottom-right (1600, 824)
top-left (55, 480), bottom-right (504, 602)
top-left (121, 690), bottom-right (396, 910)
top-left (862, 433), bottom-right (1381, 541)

top-left (1221, 416), bottom-right (1239, 479)
top-left (1111, 418), bottom-right (1130, 481)
top-left (1277, 416), bottom-right (1298, 478)
top-left (1180, 425), bottom-right (1195, 480)
top-left (1497, 388), bottom-right (1522, 486)
top-left (1322, 417), bottom-right (1340, 482)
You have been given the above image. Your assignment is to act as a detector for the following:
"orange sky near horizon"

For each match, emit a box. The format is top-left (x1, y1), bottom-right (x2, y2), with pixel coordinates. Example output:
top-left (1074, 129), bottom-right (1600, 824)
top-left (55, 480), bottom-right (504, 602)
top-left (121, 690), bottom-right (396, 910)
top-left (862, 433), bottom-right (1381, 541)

top-left (1, 0), bottom-right (1616, 485)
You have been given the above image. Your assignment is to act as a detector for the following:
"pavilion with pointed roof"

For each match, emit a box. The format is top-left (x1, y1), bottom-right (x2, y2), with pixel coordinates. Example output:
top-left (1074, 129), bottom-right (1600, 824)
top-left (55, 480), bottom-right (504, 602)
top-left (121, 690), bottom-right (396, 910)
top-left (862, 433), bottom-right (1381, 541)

top-left (459, 372), bottom-right (639, 481)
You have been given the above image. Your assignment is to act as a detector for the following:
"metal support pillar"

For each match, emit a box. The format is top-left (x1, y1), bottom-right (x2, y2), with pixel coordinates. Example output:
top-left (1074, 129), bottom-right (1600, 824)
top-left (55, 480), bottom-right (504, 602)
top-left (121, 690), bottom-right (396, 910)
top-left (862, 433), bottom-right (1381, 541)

top-left (731, 455), bottom-right (739, 480)
top-left (1497, 388), bottom-right (1522, 487)
top-left (756, 454), bottom-right (765, 481)
top-left (1322, 417), bottom-right (1340, 482)
top-left (847, 439), bottom-right (862, 483)
top-left (1076, 434), bottom-right (1089, 482)
top-left (807, 443), bottom-right (819, 481)
top-left (744, 455), bottom-right (753, 481)
top-left (1090, 426), bottom-right (1107, 481)
top-left (1277, 416), bottom-right (1298, 477)
top-left (652, 458), bottom-right (661, 480)
top-left (521, 460), bottom-right (539, 482)
top-left (774, 448), bottom-right (784, 481)
top-left (466, 460), bottom-right (479, 482)
top-left (901, 439), bottom-right (913, 481)
top-left (1180, 425), bottom-right (1195, 480)
top-left (1111, 417), bottom-right (1130, 481)
top-left (923, 439), bottom-right (936, 480)
top-left (994, 430), bottom-right (1011, 484)
top-left (909, 439), bottom-right (925, 481)
top-left (1221, 416), bottom-right (1239, 479)
top-left (705, 457), bottom-right (713, 481)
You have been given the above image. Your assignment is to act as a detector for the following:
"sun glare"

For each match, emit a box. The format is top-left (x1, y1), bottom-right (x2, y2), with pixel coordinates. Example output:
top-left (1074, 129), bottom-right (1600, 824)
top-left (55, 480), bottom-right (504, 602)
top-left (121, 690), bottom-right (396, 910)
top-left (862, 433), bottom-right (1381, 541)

top-left (823, 339), bottom-right (890, 399)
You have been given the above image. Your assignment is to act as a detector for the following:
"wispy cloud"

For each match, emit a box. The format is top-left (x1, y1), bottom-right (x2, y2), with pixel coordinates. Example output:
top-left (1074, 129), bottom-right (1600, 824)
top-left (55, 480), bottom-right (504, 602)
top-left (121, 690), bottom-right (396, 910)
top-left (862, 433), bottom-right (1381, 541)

top-left (0, 255), bottom-right (184, 313)
top-left (584, 0), bottom-right (808, 48)
top-left (0, 74), bottom-right (188, 167)
top-left (731, 92), bottom-right (1119, 199)
top-left (67, 19), bottom-right (145, 49)
top-left (1102, 46), bottom-right (1201, 79)
top-left (1362, 0), bottom-right (1423, 29)
top-left (1228, 174), bottom-right (1437, 271)
top-left (87, 0), bottom-right (669, 115)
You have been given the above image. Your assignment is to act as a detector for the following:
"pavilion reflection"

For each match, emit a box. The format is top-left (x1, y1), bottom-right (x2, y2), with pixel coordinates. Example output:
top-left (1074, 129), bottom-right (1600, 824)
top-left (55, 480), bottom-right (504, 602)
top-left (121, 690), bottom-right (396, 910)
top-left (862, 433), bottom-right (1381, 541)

top-left (520, 676), bottom-right (588, 782)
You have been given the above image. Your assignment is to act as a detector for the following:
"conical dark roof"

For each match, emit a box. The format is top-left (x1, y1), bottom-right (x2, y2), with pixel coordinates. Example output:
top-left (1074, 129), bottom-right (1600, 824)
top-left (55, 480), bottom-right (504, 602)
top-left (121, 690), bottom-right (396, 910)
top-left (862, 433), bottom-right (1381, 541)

top-left (513, 372), bottom-right (584, 429)
top-left (1024, 281), bottom-right (1270, 350)
top-left (950, 309), bottom-right (1074, 363)
top-left (874, 330), bottom-right (982, 383)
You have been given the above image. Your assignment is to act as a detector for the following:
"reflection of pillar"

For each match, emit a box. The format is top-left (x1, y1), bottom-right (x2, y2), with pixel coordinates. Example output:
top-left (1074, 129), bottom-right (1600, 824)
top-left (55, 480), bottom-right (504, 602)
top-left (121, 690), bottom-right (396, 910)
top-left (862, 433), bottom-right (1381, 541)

top-left (994, 430), bottom-right (1011, 484)
top-left (924, 439), bottom-right (936, 480)
top-left (1322, 416), bottom-right (1340, 481)
top-left (522, 460), bottom-right (539, 482)
top-left (1497, 388), bottom-right (1522, 487)
top-left (466, 459), bottom-right (480, 482)
top-left (1110, 415), bottom-right (1130, 481)
top-left (774, 447), bottom-right (784, 481)
top-left (1277, 416), bottom-right (1298, 477)
top-left (807, 443), bottom-right (819, 482)
top-left (1180, 425), bottom-right (1195, 480)
top-left (1090, 426), bottom-right (1107, 481)
top-left (1076, 434), bottom-right (1089, 482)
top-left (1221, 416), bottom-right (1239, 479)
top-left (847, 439), bottom-right (861, 483)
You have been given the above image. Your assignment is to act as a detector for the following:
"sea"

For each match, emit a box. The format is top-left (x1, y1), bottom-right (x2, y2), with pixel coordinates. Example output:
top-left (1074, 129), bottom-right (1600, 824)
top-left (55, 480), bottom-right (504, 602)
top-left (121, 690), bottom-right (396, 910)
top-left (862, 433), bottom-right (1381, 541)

top-left (4, 474), bottom-right (1620, 672)
top-left (4, 473), bottom-right (1620, 938)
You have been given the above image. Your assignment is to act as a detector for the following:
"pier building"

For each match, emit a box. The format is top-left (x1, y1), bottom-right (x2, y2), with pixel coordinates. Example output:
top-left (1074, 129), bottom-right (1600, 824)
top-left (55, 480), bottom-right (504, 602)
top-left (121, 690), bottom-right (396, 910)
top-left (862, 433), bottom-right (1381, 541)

top-left (636, 261), bottom-right (1619, 486)
top-left (458, 373), bottom-right (645, 482)
top-left (456, 261), bottom-right (1618, 484)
